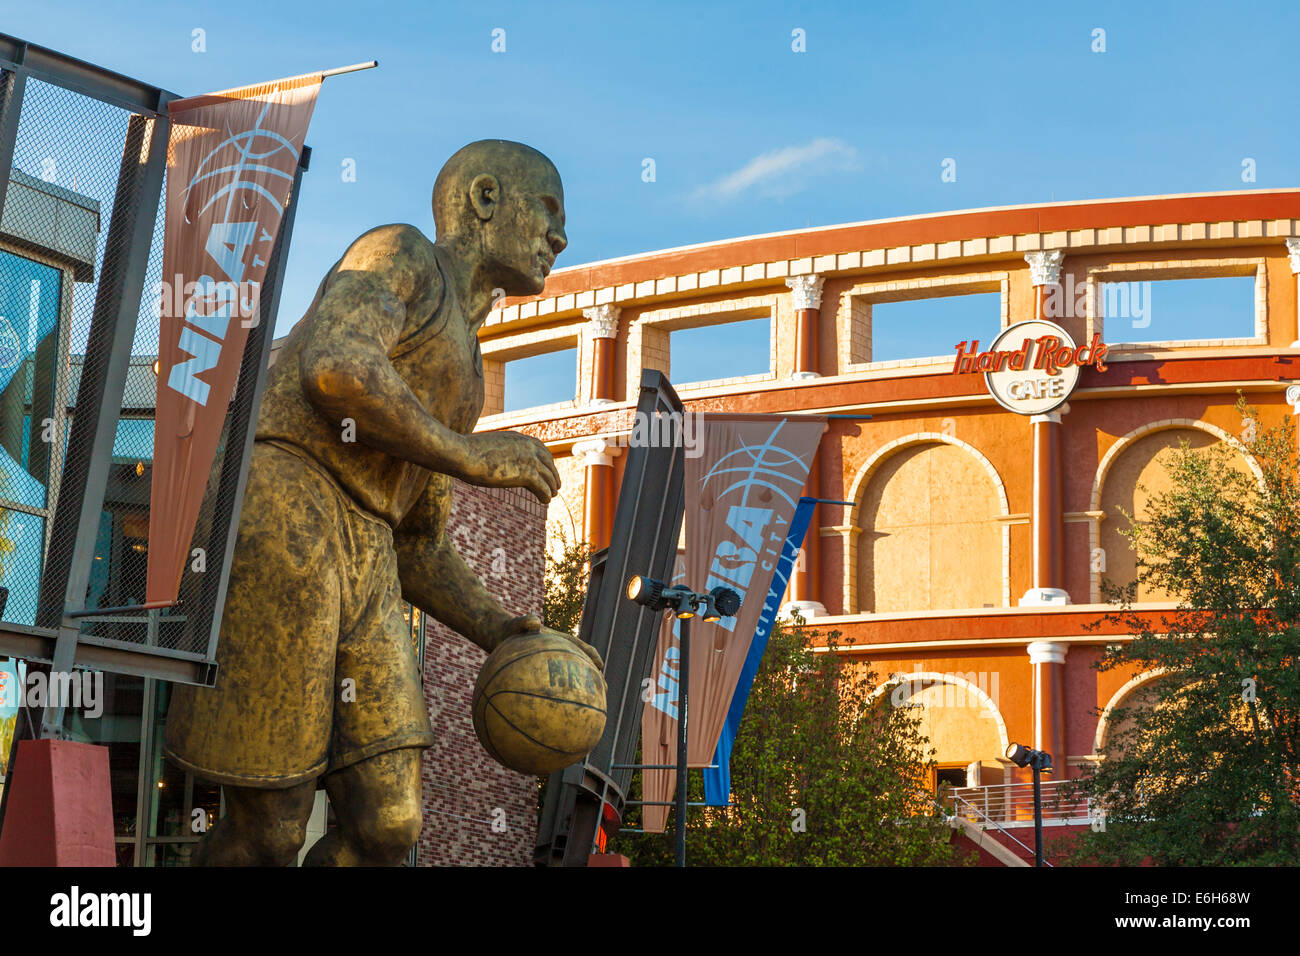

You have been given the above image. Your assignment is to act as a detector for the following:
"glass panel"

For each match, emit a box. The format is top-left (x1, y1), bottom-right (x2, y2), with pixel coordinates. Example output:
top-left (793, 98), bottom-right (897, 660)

top-left (146, 681), bottom-right (219, 845)
top-left (66, 673), bottom-right (144, 841)
top-left (670, 317), bottom-right (770, 384)
top-left (0, 658), bottom-right (26, 780)
top-left (869, 293), bottom-right (1002, 364)
top-left (0, 506), bottom-right (44, 626)
top-left (0, 250), bottom-right (62, 514)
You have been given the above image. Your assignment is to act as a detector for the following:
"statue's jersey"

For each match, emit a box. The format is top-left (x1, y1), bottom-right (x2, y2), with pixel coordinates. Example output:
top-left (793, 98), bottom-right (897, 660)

top-left (255, 239), bottom-right (484, 528)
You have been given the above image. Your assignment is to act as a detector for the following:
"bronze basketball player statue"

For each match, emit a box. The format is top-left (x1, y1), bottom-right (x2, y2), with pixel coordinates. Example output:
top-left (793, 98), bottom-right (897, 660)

top-left (165, 140), bottom-right (602, 866)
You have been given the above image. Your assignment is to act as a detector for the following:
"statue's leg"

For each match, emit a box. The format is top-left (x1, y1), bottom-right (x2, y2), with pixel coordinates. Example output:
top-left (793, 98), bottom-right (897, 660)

top-left (301, 748), bottom-right (422, 866)
top-left (193, 780), bottom-right (318, 866)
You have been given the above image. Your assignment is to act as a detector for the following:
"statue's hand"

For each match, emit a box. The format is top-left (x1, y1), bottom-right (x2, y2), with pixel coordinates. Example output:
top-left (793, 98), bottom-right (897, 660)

top-left (466, 433), bottom-right (560, 503)
top-left (495, 613), bottom-right (605, 672)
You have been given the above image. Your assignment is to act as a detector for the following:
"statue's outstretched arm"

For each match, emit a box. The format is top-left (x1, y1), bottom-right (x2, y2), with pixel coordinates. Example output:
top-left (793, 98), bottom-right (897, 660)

top-left (395, 480), bottom-right (603, 668)
top-left (396, 528), bottom-right (536, 654)
top-left (297, 226), bottom-right (560, 502)
top-left (297, 226), bottom-right (473, 472)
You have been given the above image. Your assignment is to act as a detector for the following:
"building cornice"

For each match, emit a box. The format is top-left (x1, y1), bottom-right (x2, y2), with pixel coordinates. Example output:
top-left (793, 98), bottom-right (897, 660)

top-left (486, 190), bottom-right (1300, 334)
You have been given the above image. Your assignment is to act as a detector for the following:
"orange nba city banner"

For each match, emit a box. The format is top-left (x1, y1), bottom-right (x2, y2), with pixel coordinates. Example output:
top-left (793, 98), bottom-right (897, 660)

top-left (146, 74), bottom-right (322, 605)
top-left (640, 414), bottom-right (826, 832)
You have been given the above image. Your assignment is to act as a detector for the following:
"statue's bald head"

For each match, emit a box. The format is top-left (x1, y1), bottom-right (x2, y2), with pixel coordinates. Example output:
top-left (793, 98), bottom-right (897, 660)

top-left (431, 140), bottom-right (567, 297)
top-left (432, 140), bottom-right (561, 238)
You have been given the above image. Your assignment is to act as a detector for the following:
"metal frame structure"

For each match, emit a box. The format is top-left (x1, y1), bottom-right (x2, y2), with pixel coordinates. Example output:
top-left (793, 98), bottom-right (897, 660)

top-left (536, 370), bottom-right (687, 866)
top-left (0, 33), bottom-right (305, 690)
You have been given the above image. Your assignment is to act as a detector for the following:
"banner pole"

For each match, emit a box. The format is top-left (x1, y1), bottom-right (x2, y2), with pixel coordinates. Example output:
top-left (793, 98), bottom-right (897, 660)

top-left (676, 614), bottom-right (690, 868)
top-left (321, 61), bottom-right (378, 78)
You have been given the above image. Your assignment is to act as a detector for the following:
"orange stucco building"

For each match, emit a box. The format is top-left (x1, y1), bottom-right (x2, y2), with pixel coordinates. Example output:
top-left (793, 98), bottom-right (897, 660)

top-left (477, 189), bottom-right (1300, 842)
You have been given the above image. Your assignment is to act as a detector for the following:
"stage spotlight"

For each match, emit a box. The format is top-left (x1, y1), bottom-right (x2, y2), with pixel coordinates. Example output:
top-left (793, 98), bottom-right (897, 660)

top-left (626, 574), bottom-right (665, 608)
top-left (701, 586), bottom-right (742, 623)
top-left (1005, 742), bottom-right (1054, 867)
top-left (1006, 742), bottom-right (1053, 773)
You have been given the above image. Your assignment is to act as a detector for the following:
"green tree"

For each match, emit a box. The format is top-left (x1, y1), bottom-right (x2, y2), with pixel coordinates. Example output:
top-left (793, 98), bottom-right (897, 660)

top-left (611, 616), bottom-right (958, 866)
top-left (1071, 398), bottom-right (1300, 865)
top-left (542, 534), bottom-right (590, 637)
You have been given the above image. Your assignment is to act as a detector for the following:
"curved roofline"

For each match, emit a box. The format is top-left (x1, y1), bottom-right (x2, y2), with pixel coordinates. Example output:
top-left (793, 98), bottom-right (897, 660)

top-left (551, 188), bottom-right (1300, 276)
top-left (513, 188), bottom-right (1300, 306)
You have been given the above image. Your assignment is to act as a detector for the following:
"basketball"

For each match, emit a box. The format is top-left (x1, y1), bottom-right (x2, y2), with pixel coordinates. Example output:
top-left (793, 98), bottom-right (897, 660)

top-left (472, 632), bottom-right (607, 775)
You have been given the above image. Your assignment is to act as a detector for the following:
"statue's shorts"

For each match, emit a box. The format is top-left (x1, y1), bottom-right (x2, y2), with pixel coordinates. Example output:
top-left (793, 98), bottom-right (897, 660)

top-left (163, 440), bottom-right (435, 789)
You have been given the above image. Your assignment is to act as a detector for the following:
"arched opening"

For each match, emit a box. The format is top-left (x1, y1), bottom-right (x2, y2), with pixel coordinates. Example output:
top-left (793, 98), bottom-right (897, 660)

top-left (857, 441), bottom-right (1003, 612)
top-left (888, 674), bottom-right (1008, 790)
top-left (1097, 427), bottom-right (1254, 603)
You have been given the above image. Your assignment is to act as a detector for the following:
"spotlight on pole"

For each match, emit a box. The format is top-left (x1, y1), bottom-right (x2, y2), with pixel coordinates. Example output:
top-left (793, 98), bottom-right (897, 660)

top-left (703, 586), bottom-right (741, 622)
top-left (624, 574), bottom-right (742, 867)
top-left (1005, 742), bottom-right (1053, 867)
top-left (1005, 742), bottom-right (1053, 773)
top-left (625, 574), bottom-right (664, 608)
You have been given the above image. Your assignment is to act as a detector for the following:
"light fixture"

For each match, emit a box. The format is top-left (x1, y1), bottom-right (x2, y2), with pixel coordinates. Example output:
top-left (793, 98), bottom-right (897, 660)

top-left (700, 585), bottom-right (742, 623)
top-left (1005, 742), bottom-right (1054, 867)
top-left (1006, 742), bottom-right (1053, 773)
top-left (624, 573), bottom-right (745, 869)
top-left (626, 574), bottom-right (663, 608)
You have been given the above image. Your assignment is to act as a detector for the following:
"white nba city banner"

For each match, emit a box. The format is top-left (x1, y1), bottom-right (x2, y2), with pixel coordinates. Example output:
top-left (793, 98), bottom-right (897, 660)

top-left (147, 74), bottom-right (321, 605)
top-left (640, 414), bottom-right (826, 833)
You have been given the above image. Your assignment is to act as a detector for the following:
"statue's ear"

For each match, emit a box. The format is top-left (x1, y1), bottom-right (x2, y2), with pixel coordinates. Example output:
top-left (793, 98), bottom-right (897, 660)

top-left (469, 173), bottom-right (500, 222)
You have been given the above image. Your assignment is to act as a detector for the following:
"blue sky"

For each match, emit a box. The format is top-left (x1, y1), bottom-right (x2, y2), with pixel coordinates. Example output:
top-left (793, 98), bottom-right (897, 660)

top-left (5, 0), bottom-right (1298, 404)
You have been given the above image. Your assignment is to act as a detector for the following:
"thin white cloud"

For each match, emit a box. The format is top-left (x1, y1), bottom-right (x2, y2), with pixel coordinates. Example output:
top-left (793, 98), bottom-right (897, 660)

top-left (692, 138), bottom-right (860, 202)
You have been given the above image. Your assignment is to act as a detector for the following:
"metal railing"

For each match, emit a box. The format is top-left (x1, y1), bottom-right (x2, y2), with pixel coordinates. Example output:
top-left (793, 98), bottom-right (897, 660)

top-left (945, 788), bottom-right (1051, 866)
top-left (947, 780), bottom-right (1091, 827)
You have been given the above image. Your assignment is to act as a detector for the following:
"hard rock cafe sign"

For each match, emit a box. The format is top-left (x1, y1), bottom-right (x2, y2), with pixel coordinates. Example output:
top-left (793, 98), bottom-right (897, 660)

top-left (952, 319), bottom-right (1109, 415)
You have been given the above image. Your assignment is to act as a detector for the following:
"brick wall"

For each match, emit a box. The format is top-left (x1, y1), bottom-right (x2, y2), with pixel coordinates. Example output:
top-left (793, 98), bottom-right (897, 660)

top-left (416, 481), bottom-right (547, 867)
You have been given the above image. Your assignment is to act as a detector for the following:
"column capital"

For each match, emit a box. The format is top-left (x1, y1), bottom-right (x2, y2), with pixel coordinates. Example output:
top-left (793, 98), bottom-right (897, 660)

top-left (786, 274), bottom-right (825, 311)
top-left (1286, 384), bottom-right (1300, 411)
top-left (572, 436), bottom-right (621, 467)
top-left (1024, 250), bottom-right (1065, 286)
top-left (1027, 640), bottom-right (1069, 665)
top-left (779, 599), bottom-right (828, 620)
top-left (583, 304), bottom-right (620, 339)
top-left (1019, 587), bottom-right (1070, 607)
top-left (1287, 238), bottom-right (1300, 274)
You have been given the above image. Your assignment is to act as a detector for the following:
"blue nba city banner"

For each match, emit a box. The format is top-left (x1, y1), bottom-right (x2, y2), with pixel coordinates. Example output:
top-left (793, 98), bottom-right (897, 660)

top-left (702, 495), bottom-right (818, 805)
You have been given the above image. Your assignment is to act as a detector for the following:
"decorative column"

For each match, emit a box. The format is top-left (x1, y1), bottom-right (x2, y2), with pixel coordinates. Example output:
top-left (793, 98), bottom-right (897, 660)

top-left (786, 274), bottom-right (825, 381)
top-left (583, 304), bottom-right (620, 405)
top-left (1287, 239), bottom-right (1300, 348)
top-left (1027, 641), bottom-right (1068, 777)
top-left (784, 274), bottom-right (826, 618)
top-left (1021, 251), bottom-right (1070, 606)
top-left (572, 437), bottom-right (620, 553)
top-left (1287, 385), bottom-right (1300, 463)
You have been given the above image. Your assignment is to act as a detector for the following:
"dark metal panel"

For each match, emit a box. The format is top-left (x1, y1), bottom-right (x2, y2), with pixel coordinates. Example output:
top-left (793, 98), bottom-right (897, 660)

top-left (0, 33), bottom-right (172, 116)
top-left (536, 370), bottom-right (687, 866)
